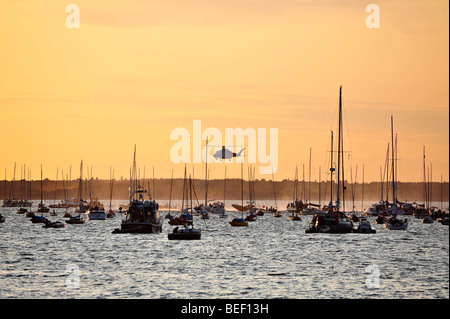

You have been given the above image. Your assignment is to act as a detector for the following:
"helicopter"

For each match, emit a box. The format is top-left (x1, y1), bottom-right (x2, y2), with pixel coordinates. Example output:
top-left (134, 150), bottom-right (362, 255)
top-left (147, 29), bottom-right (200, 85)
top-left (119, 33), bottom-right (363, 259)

top-left (211, 146), bottom-right (245, 161)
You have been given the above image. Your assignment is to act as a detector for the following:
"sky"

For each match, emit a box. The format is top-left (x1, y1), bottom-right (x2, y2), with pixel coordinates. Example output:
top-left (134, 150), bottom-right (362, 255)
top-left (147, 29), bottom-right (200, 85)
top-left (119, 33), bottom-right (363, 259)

top-left (0, 0), bottom-right (448, 183)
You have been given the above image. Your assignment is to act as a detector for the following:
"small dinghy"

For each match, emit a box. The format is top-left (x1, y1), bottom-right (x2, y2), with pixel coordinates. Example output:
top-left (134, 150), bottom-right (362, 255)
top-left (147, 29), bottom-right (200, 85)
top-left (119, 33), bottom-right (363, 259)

top-left (168, 226), bottom-right (201, 240)
top-left (422, 215), bottom-right (434, 224)
top-left (43, 220), bottom-right (65, 228)
top-left (30, 215), bottom-right (48, 224)
top-left (244, 213), bottom-right (257, 222)
top-left (66, 215), bottom-right (85, 224)
top-left (375, 215), bottom-right (386, 224)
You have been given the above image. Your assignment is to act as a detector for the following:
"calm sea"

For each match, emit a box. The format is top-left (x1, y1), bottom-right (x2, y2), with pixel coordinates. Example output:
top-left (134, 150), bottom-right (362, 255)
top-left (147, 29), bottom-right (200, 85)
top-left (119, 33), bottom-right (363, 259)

top-left (0, 200), bottom-right (448, 299)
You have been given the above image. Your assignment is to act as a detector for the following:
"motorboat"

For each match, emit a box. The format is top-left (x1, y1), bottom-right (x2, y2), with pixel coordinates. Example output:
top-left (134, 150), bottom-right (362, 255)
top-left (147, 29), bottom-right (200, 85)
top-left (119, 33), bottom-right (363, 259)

top-left (112, 149), bottom-right (163, 234)
top-left (168, 214), bottom-right (191, 226)
top-left (422, 215), bottom-right (434, 224)
top-left (43, 220), bottom-right (65, 228)
top-left (353, 218), bottom-right (376, 233)
top-left (288, 214), bottom-right (301, 221)
top-left (168, 226), bottom-right (201, 240)
top-left (86, 206), bottom-right (107, 220)
top-left (244, 213), bottom-right (257, 222)
top-left (30, 215), bottom-right (48, 224)
top-left (106, 209), bottom-right (115, 218)
top-left (375, 215), bottom-right (386, 224)
top-left (305, 212), bottom-right (353, 233)
top-left (437, 218), bottom-right (449, 225)
top-left (16, 207), bottom-right (28, 214)
top-left (66, 215), bottom-right (85, 224)
top-left (273, 210), bottom-right (282, 218)
top-left (385, 216), bottom-right (408, 230)
top-left (0, 214), bottom-right (5, 223)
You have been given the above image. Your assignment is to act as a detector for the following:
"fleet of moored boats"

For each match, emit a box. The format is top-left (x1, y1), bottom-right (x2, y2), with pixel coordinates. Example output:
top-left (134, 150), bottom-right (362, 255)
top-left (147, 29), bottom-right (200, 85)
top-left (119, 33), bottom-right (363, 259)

top-left (1, 87), bottom-right (448, 236)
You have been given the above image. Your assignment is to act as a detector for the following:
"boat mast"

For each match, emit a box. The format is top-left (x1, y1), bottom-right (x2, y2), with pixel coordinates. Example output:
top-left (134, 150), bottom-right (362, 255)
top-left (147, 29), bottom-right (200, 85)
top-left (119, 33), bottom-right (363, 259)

top-left (423, 146), bottom-right (426, 209)
top-left (329, 130), bottom-right (334, 211)
top-left (308, 147), bottom-right (312, 204)
top-left (336, 85), bottom-right (342, 211)
top-left (204, 137), bottom-right (208, 207)
top-left (168, 169), bottom-right (173, 212)
top-left (391, 115), bottom-right (396, 215)
top-left (362, 164), bottom-right (365, 212)
top-left (40, 164), bottom-right (43, 206)
top-left (223, 166), bottom-right (226, 211)
top-left (272, 167), bottom-right (277, 209)
top-left (241, 161), bottom-right (244, 219)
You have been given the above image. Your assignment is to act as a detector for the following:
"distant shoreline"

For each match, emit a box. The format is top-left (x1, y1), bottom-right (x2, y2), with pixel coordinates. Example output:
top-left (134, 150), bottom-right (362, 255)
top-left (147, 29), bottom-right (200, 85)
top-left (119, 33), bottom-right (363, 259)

top-left (2, 179), bottom-right (448, 203)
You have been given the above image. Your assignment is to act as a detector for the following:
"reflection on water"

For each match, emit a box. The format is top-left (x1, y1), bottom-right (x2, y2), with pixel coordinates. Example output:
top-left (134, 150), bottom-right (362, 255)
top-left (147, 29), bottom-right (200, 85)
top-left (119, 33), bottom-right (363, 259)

top-left (0, 200), bottom-right (448, 299)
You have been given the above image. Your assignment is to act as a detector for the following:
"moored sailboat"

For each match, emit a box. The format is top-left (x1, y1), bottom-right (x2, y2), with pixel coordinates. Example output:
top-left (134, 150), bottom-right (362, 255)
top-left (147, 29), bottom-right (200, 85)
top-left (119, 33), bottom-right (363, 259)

top-left (384, 116), bottom-right (407, 231)
top-left (306, 86), bottom-right (353, 234)
top-left (230, 162), bottom-right (249, 227)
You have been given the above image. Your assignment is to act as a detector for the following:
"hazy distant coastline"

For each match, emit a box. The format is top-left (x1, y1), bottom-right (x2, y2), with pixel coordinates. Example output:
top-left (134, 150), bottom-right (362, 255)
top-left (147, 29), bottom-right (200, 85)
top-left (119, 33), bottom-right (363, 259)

top-left (1, 178), bottom-right (448, 203)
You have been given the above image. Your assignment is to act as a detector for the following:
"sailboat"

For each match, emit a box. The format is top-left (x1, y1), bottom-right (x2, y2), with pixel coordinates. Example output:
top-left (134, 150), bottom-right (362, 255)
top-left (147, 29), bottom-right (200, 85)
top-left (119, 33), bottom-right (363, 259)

top-left (31, 165), bottom-right (49, 224)
top-left (66, 162), bottom-right (85, 224)
top-left (36, 164), bottom-right (49, 213)
top-left (385, 116), bottom-right (408, 230)
top-left (217, 167), bottom-right (228, 218)
top-left (168, 165), bottom-right (194, 226)
top-left (305, 86), bottom-right (353, 233)
top-left (106, 167), bottom-right (115, 218)
top-left (168, 173), bottom-right (201, 240)
top-left (287, 166), bottom-right (302, 221)
top-left (85, 168), bottom-right (107, 220)
top-left (112, 146), bottom-right (162, 234)
top-left (230, 162), bottom-right (249, 227)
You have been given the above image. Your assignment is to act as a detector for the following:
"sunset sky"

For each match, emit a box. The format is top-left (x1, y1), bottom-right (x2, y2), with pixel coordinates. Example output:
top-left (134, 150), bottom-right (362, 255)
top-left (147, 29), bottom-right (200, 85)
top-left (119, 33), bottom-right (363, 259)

top-left (0, 0), bottom-right (448, 183)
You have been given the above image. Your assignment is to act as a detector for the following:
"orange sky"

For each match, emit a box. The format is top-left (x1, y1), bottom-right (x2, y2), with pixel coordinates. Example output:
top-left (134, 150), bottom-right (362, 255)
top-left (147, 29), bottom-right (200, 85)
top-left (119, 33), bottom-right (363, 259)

top-left (0, 0), bottom-right (448, 182)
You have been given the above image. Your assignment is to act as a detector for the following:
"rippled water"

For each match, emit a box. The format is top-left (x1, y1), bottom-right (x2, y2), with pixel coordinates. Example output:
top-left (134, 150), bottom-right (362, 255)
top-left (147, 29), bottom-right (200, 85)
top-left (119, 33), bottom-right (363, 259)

top-left (0, 200), bottom-right (448, 299)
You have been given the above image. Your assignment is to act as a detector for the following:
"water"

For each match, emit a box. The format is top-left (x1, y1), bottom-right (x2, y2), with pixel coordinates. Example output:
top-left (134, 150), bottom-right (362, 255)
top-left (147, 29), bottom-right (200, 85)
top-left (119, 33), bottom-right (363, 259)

top-left (0, 200), bottom-right (448, 299)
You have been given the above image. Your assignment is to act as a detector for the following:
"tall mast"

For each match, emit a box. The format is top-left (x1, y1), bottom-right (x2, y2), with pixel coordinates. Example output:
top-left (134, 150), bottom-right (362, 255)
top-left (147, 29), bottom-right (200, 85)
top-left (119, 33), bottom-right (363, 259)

top-left (336, 85), bottom-right (342, 211)
top-left (308, 147), bottom-right (312, 204)
top-left (241, 161), bottom-right (244, 219)
top-left (168, 169), bottom-right (173, 212)
top-left (223, 166), bottom-right (226, 209)
top-left (204, 137), bottom-right (208, 207)
top-left (40, 164), bottom-right (43, 205)
top-left (423, 146), bottom-right (426, 209)
top-left (330, 130), bottom-right (334, 211)
top-left (391, 115), bottom-right (396, 214)
top-left (362, 164), bottom-right (365, 212)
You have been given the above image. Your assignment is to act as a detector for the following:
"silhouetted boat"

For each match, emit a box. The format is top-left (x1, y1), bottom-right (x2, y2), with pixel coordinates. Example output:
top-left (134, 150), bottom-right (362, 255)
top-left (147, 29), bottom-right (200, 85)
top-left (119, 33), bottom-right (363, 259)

top-left (112, 146), bottom-right (162, 234)
top-left (230, 162), bottom-right (248, 227)
top-left (306, 87), bottom-right (353, 234)
top-left (43, 220), bottom-right (65, 228)
top-left (353, 218), bottom-right (376, 233)
top-left (168, 225), bottom-right (201, 240)
top-left (384, 116), bottom-right (408, 231)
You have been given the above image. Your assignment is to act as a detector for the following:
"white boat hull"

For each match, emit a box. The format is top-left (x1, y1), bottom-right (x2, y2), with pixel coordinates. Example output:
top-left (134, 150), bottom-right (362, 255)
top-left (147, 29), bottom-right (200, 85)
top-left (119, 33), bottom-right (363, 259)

top-left (86, 212), bottom-right (107, 220)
